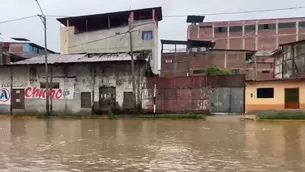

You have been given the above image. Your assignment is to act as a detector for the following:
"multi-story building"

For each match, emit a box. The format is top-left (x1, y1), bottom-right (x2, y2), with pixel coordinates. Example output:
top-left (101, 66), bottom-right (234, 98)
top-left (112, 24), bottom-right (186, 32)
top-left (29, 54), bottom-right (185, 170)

top-left (161, 39), bottom-right (273, 80)
top-left (186, 17), bottom-right (305, 80)
top-left (188, 17), bottom-right (305, 52)
top-left (57, 7), bottom-right (162, 75)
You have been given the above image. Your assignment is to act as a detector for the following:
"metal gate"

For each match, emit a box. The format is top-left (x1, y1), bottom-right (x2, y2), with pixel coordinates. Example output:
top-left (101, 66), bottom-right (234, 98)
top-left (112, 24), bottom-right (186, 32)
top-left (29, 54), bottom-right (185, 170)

top-left (142, 75), bottom-right (245, 114)
top-left (99, 87), bottom-right (116, 112)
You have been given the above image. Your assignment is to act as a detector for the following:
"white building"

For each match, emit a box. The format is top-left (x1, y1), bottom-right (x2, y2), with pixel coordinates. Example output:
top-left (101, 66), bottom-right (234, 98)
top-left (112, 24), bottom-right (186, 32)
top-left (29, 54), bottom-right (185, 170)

top-left (58, 7), bottom-right (162, 75)
top-left (0, 53), bottom-right (152, 114)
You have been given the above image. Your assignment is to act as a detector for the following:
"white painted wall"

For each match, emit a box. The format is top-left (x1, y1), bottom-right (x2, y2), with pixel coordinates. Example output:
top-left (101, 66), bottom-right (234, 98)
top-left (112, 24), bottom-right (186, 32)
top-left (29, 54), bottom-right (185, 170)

top-left (0, 62), bottom-right (148, 114)
top-left (61, 19), bottom-right (160, 75)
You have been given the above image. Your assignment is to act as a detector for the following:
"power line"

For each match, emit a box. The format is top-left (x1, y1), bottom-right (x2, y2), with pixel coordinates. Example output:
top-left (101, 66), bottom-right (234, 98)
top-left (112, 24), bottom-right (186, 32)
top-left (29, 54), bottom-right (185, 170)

top-left (0, 15), bottom-right (38, 24)
top-left (46, 6), bottom-right (305, 19)
top-left (163, 6), bottom-right (305, 17)
top-left (1, 6), bottom-right (304, 25)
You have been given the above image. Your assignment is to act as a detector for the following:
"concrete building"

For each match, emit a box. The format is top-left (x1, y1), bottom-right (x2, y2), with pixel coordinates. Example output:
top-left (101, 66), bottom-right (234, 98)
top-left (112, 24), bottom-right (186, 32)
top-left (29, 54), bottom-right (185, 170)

top-left (188, 17), bottom-right (305, 52)
top-left (57, 7), bottom-right (162, 75)
top-left (0, 37), bottom-right (56, 58)
top-left (0, 53), bottom-right (151, 114)
top-left (246, 79), bottom-right (305, 113)
top-left (160, 39), bottom-right (273, 80)
top-left (187, 17), bottom-right (305, 80)
top-left (274, 40), bottom-right (305, 79)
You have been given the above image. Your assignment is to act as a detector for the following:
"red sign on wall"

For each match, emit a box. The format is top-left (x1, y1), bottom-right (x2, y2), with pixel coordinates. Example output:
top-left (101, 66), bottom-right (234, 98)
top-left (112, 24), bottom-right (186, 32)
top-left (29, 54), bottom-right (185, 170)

top-left (24, 87), bottom-right (64, 99)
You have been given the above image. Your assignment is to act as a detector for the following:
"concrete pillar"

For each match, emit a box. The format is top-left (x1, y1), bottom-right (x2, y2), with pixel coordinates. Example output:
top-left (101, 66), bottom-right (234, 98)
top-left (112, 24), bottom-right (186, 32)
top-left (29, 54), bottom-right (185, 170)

top-left (276, 19), bottom-right (279, 48)
top-left (227, 23), bottom-right (230, 49)
top-left (129, 12), bottom-right (134, 22)
top-left (296, 19), bottom-right (299, 41)
top-left (242, 21), bottom-right (245, 49)
top-left (255, 21), bottom-right (258, 50)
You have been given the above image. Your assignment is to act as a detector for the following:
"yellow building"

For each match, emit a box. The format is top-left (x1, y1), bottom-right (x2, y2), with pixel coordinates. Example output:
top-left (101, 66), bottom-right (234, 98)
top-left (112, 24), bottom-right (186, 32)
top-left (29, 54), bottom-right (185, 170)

top-left (246, 79), bottom-right (305, 113)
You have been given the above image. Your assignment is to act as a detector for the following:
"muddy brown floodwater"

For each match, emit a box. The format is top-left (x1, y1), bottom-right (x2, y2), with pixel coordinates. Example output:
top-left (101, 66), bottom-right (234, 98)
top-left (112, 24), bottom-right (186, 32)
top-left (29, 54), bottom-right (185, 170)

top-left (0, 119), bottom-right (305, 172)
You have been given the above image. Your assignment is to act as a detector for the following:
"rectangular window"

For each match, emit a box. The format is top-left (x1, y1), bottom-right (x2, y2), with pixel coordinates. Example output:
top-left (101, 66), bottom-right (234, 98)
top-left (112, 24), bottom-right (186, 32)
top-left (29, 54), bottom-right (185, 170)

top-left (142, 31), bottom-right (153, 40)
top-left (229, 26), bottom-right (242, 32)
top-left (29, 67), bottom-right (37, 77)
top-left (257, 88), bottom-right (274, 98)
top-left (245, 25), bottom-right (256, 32)
top-left (246, 53), bottom-right (253, 62)
top-left (278, 22), bottom-right (296, 29)
top-left (262, 70), bottom-right (271, 73)
top-left (299, 21), bottom-right (305, 28)
top-left (193, 69), bottom-right (206, 74)
top-left (81, 92), bottom-right (91, 108)
top-left (258, 23), bottom-right (276, 30)
top-left (40, 82), bottom-right (60, 89)
top-left (231, 69), bottom-right (240, 74)
top-left (214, 27), bottom-right (227, 33)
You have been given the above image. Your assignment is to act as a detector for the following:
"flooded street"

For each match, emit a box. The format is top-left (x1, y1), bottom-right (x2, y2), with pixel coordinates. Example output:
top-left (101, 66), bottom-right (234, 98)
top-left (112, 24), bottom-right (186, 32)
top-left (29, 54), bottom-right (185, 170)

top-left (0, 119), bottom-right (305, 172)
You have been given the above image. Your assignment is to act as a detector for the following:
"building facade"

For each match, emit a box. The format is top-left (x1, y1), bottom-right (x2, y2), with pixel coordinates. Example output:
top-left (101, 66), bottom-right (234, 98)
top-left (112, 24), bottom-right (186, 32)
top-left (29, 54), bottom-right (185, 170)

top-left (57, 7), bottom-right (162, 75)
top-left (188, 17), bottom-right (305, 52)
top-left (0, 54), bottom-right (150, 114)
top-left (0, 37), bottom-right (55, 58)
top-left (274, 40), bottom-right (305, 79)
top-left (160, 40), bottom-right (273, 80)
top-left (246, 79), bottom-right (305, 113)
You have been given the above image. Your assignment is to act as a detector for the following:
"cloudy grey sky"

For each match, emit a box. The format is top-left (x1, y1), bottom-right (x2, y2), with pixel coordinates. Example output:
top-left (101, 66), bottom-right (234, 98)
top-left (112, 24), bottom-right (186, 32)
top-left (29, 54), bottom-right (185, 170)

top-left (0, 0), bottom-right (304, 52)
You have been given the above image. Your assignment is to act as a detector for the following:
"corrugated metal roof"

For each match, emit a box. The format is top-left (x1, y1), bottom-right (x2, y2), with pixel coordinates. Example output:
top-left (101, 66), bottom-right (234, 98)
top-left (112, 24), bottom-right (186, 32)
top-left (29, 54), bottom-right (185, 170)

top-left (11, 53), bottom-right (147, 65)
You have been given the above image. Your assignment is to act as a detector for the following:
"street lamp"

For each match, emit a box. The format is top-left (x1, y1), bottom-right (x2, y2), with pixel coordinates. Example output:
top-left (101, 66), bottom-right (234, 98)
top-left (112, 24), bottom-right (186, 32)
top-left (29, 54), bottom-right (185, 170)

top-left (34, 0), bottom-right (50, 116)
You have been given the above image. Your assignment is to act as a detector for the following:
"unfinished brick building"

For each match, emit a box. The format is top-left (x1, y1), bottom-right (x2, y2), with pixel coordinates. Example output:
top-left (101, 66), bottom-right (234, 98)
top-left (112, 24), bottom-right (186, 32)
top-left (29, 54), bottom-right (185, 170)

top-left (160, 40), bottom-right (273, 80)
top-left (183, 16), bottom-right (305, 80)
top-left (188, 17), bottom-right (305, 51)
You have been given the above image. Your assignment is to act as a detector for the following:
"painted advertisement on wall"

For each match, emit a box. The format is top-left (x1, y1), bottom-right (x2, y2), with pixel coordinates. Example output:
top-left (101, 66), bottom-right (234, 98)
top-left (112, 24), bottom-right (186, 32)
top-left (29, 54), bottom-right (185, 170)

top-left (24, 87), bottom-right (74, 100)
top-left (0, 88), bottom-right (10, 105)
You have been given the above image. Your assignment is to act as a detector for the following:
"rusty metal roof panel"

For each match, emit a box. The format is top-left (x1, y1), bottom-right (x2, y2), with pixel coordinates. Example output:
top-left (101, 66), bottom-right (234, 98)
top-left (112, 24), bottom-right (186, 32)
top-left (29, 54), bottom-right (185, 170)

top-left (11, 53), bottom-right (147, 65)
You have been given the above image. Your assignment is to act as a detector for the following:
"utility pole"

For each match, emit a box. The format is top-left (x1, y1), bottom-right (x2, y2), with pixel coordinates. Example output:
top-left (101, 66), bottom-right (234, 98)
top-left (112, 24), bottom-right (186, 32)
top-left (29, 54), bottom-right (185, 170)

top-left (128, 19), bottom-right (137, 112)
top-left (35, 0), bottom-right (49, 115)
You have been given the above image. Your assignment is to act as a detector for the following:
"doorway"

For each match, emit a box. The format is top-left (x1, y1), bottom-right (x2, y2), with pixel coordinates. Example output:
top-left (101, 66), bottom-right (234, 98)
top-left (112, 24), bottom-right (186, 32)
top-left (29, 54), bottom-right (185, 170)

top-left (285, 88), bottom-right (299, 109)
top-left (99, 87), bottom-right (116, 112)
top-left (12, 89), bottom-right (25, 109)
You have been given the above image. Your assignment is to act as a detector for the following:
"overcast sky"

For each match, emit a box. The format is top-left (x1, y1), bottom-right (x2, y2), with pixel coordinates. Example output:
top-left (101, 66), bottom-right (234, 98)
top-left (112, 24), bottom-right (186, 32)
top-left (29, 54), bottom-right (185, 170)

top-left (0, 0), bottom-right (304, 52)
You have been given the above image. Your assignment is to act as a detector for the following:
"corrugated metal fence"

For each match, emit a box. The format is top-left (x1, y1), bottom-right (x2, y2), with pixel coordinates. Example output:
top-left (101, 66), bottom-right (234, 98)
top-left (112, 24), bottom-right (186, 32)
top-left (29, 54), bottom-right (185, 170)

top-left (142, 75), bottom-right (245, 114)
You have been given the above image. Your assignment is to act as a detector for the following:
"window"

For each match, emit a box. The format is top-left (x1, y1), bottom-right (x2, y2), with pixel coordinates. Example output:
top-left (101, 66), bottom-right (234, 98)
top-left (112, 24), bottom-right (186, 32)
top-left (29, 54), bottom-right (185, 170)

top-left (193, 69), bottom-right (206, 74)
top-left (214, 27), bottom-right (227, 33)
top-left (299, 21), bottom-right (305, 28)
top-left (246, 53), bottom-right (253, 62)
top-left (81, 92), bottom-right (91, 108)
top-left (29, 67), bottom-right (37, 77)
top-left (257, 88), bottom-right (274, 98)
top-left (278, 22), bottom-right (296, 29)
top-left (231, 69), bottom-right (240, 74)
top-left (142, 31), bottom-right (153, 40)
top-left (258, 23), bottom-right (276, 30)
top-left (40, 82), bottom-right (60, 89)
top-left (262, 70), bottom-right (270, 74)
top-left (245, 25), bottom-right (256, 32)
top-left (229, 26), bottom-right (242, 32)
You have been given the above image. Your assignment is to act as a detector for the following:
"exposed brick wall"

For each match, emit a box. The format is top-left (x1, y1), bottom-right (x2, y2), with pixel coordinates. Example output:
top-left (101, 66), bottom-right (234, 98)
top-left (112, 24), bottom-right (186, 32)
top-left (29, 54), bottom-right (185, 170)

top-left (188, 17), bottom-right (305, 52)
top-left (161, 51), bottom-right (274, 80)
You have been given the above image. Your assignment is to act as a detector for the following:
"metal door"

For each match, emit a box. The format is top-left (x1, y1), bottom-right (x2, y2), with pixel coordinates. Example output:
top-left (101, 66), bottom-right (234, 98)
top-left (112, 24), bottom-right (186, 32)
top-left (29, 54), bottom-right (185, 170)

top-left (99, 87), bottom-right (116, 112)
top-left (285, 88), bottom-right (299, 109)
top-left (12, 89), bottom-right (25, 109)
